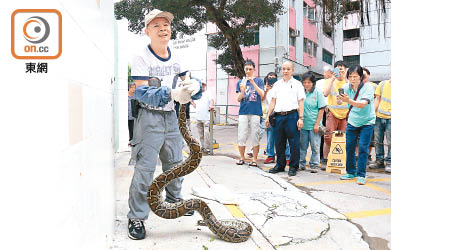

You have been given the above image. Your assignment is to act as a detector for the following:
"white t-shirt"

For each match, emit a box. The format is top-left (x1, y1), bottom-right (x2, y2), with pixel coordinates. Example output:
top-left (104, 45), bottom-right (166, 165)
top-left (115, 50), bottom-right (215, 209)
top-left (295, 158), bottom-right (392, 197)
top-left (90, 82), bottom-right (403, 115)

top-left (266, 88), bottom-right (275, 107)
top-left (131, 45), bottom-right (186, 111)
top-left (195, 90), bottom-right (213, 121)
top-left (315, 79), bottom-right (328, 105)
top-left (272, 77), bottom-right (306, 112)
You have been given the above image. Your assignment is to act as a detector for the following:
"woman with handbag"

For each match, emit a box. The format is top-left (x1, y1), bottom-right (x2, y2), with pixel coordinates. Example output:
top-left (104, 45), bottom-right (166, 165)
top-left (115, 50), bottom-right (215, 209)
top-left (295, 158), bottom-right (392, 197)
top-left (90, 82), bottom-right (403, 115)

top-left (299, 72), bottom-right (327, 173)
top-left (336, 65), bottom-right (376, 185)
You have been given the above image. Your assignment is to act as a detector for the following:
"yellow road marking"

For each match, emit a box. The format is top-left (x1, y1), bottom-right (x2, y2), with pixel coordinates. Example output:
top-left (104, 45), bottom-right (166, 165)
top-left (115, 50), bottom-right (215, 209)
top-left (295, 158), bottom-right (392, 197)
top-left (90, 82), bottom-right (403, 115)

top-left (366, 183), bottom-right (391, 196)
top-left (182, 150), bottom-right (188, 157)
top-left (344, 208), bottom-right (391, 219)
top-left (295, 178), bottom-right (391, 187)
top-left (225, 205), bottom-right (245, 218)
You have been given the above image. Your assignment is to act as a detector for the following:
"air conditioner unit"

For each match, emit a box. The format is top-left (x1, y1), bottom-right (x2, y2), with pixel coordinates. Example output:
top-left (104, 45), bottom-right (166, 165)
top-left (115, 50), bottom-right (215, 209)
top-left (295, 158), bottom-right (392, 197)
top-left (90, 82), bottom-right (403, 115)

top-left (290, 29), bottom-right (300, 37)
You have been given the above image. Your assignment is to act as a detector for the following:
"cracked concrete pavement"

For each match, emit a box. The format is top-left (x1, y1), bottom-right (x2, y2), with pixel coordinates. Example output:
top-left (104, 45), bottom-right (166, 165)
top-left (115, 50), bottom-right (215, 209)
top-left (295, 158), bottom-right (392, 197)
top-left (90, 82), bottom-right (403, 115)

top-left (113, 152), bottom-right (371, 250)
top-left (205, 123), bottom-right (391, 250)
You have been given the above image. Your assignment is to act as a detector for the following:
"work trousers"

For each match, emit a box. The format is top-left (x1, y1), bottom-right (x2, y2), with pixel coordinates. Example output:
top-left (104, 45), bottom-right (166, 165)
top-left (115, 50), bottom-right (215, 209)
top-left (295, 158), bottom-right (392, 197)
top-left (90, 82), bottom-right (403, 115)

top-left (127, 109), bottom-right (184, 220)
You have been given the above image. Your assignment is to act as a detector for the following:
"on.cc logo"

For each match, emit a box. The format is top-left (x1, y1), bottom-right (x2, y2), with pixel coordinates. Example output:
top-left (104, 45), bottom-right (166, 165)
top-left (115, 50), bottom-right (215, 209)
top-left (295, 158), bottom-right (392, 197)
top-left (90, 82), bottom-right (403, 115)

top-left (23, 16), bottom-right (50, 44)
top-left (11, 9), bottom-right (62, 59)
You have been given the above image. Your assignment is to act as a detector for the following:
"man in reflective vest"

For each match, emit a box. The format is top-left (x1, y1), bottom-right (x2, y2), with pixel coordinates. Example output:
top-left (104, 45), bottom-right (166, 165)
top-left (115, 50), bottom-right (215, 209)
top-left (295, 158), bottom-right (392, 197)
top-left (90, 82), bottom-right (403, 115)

top-left (370, 79), bottom-right (391, 172)
top-left (322, 61), bottom-right (349, 170)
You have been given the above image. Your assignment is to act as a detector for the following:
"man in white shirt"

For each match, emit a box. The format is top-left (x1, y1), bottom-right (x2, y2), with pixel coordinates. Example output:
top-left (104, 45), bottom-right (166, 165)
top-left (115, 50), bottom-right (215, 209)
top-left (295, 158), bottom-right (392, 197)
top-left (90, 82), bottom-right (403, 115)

top-left (193, 81), bottom-right (215, 153)
top-left (265, 61), bottom-right (305, 176)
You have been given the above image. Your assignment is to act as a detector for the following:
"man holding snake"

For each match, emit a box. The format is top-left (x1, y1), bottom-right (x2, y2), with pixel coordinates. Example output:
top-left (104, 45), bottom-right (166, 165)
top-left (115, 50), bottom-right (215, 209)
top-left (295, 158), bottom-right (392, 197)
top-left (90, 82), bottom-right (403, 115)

top-left (127, 9), bottom-right (202, 240)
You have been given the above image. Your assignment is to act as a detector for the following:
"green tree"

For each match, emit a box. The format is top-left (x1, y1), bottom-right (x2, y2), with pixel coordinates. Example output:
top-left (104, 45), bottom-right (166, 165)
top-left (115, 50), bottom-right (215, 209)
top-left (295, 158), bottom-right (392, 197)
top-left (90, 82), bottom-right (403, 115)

top-left (114, 0), bottom-right (285, 78)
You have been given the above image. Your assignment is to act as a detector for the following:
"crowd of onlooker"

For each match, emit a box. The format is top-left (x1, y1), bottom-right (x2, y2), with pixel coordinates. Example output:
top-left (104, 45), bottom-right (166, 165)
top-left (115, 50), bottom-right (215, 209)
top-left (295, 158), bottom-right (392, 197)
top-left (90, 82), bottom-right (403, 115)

top-left (127, 59), bottom-right (391, 186)
top-left (235, 59), bottom-right (391, 185)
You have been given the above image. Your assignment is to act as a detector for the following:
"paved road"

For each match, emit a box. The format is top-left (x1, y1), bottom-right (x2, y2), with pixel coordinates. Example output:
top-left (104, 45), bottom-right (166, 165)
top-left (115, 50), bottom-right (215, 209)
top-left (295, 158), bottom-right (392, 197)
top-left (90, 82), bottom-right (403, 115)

top-left (192, 122), bottom-right (391, 250)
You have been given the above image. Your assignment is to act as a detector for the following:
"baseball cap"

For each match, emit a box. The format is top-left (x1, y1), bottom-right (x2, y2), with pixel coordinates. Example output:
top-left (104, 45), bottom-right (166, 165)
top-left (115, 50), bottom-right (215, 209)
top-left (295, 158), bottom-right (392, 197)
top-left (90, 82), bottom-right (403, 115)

top-left (145, 9), bottom-right (174, 27)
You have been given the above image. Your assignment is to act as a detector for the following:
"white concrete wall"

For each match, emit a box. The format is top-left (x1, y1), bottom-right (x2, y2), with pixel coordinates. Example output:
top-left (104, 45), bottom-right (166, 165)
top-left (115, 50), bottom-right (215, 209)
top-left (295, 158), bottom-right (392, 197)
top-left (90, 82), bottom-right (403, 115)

top-left (332, 0), bottom-right (391, 80)
top-left (360, 0), bottom-right (391, 81)
top-left (343, 39), bottom-right (361, 56)
top-left (116, 20), bottom-right (131, 153)
top-left (343, 12), bottom-right (360, 30)
top-left (1, 1), bottom-right (116, 249)
top-left (334, 21), bottom-right (344, 61)
top-left (322, 34), bottom-right (335, 55)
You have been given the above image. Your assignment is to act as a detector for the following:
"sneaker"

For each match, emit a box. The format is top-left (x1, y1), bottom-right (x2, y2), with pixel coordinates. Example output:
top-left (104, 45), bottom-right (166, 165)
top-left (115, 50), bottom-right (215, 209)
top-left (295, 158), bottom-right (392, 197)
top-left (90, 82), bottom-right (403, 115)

top-left (385, 165), bottom-right (391, 173)
top-left (300, 165), bottom-right (305, 170)
top-left (128, 219), bottom-right (145, 240)
top-left (369, 160), bottom-right (385, 169)
top-left (286, 160), bottom-right (290, 166)
top-left (264, 157), bottom-right (275, 164)
top-left (310, 166), bottom-right (318, 173)
top-left (356, 177), bottom-right (366, 185)
top-left (340, 174), bottom-right (357, 180)
top-left (320, 159), bottom-right (327, 171)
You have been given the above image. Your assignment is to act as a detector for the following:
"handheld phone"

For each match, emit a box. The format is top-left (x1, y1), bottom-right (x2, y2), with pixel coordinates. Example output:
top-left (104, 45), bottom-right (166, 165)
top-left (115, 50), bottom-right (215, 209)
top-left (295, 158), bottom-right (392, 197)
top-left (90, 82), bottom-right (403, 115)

top-left (333, 68), bottom-right (340, 78)
top-left (338, 88), bottom-right (344, 95)
top-left (267, 78), bottom-right (277, 86)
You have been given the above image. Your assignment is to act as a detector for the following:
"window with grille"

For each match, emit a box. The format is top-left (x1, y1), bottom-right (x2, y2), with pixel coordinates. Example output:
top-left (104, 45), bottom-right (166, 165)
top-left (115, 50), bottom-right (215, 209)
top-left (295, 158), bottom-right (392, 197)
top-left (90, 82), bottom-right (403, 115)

top-left (303, 2), bottom-right (316, 22)
top-left (343, 28), bottom-right (360, 41)
top-left (290, 35), bottom-right (296, 47)
top-left (322, 49), bottom-right (333, 65)
top-left (303, 38), bottom-right (317, 57)
top-left (343, 55), bottom-right (360, 67)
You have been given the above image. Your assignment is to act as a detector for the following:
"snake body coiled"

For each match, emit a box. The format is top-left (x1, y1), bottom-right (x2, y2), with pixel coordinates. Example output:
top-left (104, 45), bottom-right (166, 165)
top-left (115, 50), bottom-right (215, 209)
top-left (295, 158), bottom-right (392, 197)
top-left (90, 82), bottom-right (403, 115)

top-left (147, 104), bottom-right (253, 243)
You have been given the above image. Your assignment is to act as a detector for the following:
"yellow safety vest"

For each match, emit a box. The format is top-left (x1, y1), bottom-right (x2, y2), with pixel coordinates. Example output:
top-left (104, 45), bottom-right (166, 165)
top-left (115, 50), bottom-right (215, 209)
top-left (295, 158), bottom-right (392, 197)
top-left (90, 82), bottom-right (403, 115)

top-left (376, 80), bottom-right (391, 119)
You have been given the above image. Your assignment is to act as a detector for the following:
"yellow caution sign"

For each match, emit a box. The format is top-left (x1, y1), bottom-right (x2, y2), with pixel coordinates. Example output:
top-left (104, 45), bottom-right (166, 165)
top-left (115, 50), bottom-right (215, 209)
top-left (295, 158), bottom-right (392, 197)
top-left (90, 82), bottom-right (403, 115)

top-left (212, 139), bottom-right (219, 149)
top-left (326, 131), bottom-right (347, 174)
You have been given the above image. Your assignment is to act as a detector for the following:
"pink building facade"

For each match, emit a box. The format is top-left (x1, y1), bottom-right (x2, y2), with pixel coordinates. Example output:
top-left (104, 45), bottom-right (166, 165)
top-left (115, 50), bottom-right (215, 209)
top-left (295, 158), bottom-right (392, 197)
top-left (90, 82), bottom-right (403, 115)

top-left (205, 0), bottom-right (336, 116)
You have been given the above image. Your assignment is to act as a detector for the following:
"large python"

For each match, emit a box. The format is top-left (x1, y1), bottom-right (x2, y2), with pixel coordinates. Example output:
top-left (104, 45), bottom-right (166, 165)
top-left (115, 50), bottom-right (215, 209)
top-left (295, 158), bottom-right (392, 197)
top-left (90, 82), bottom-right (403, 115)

top-left (146, 103), bottom-right (253, 243)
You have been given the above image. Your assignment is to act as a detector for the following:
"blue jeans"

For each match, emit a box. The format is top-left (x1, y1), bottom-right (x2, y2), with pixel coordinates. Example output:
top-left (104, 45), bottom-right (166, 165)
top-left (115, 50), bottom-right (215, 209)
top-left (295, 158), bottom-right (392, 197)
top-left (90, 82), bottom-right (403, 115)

top-left (299, 129), bottom-right (321, 168)
top-left (273, 112), bottom-right (299, 169)
top-left (267, 127), bottom-right (290, 159)
top-left (346, 123), bottom-right (374, 178)
top-left (258, 117), bottom-right (265, 142)
top-left (374, 117), bottom-right (391, 164)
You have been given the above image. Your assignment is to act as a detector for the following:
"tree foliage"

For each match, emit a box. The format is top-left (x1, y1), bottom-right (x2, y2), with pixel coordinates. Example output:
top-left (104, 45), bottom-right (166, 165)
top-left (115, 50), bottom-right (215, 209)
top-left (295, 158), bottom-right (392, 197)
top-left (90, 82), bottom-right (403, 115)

top-left (114, 0), bottom-right (285, 78)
